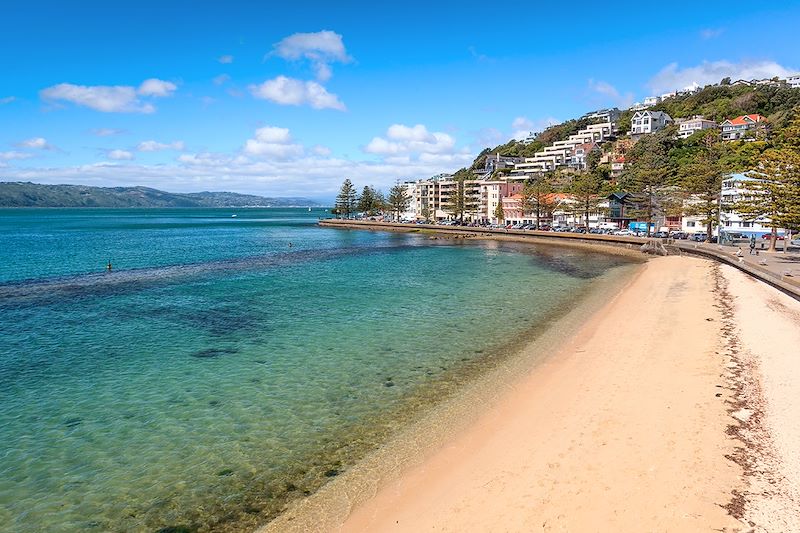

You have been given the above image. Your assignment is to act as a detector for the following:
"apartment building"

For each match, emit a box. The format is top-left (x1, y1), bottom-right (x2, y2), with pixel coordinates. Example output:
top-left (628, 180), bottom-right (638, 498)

top-left (788, 74), bottom-right (800, 89)
top-left (719, 173), bottom-right (773, 237)
top-left (511, 122), bottom-right (614, 177)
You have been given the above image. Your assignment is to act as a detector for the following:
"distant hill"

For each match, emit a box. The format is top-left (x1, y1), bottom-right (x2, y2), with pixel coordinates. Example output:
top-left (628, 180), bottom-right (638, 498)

top-left (0, 182), bottom-right (322, 208)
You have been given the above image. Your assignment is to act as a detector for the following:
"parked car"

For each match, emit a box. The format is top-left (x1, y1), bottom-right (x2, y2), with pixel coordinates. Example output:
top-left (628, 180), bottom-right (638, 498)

top-left (761, 234), bottom-right (785, 240)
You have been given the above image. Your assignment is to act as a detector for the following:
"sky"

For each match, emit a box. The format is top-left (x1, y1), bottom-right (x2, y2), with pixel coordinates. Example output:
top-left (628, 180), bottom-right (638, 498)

top-left (1, 1), bottom-right (799, 201)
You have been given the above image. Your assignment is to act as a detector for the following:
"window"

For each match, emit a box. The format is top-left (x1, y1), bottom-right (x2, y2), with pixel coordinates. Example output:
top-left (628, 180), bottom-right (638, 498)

top-left (687, 221), bottom-right (695, 227)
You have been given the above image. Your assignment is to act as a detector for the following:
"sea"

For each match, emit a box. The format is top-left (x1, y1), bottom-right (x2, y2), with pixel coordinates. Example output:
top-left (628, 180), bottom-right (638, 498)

top-left (0, 208), bottom-right (637, 532)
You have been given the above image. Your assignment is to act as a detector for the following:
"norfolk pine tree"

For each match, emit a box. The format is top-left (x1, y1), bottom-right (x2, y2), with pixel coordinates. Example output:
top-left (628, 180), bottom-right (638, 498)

top-left (335, 179), bottom-right (358, 219)
top-left (387, 184), bottom-right (411, 222)
top-left (522, 171), bottom-right (555, 229)
top-left (681, 131), bottom-right (724, 242)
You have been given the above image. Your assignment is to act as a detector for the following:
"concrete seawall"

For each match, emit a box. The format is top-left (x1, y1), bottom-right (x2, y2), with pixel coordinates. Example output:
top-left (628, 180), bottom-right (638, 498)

top-left (318, 218), bottom-right (800, 301)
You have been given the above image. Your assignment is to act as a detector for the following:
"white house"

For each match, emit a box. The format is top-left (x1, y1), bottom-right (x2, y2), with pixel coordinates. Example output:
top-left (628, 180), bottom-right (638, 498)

top-left (720, 114), bottom-right (767, 141)
top-left (631, 110), bottom-right (673, 135)
top-left (643, 96), bottom-right (661, 107)
top-left (787, 74), bottom-right (800, 89)
top-left (676, 115), bottom-right (718, 139)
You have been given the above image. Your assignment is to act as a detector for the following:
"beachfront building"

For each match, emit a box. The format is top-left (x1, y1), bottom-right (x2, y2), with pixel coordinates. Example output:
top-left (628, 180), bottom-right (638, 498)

top-left (483, 181), bottom-right (524, 224)
top-left (720, 114), bottom-right (767, 141)
top-left (676, 115), bottom-right (718, 138)
top-left (630, 110), bottom-right (673, 135)
top-left (719, 173), bottom-right (774, 238)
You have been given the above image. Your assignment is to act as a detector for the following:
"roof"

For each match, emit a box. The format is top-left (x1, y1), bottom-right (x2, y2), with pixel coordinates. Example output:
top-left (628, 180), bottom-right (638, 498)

top-left (723, 114), bottom-right (767, 126)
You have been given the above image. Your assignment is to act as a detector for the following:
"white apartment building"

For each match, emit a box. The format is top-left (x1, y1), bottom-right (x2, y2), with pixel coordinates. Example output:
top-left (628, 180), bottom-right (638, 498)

top-left (630, 110), bottom-right (673, 135)
top-left (787, 74), bottom-right (800, 89)
top-left (643, 96), bottom-right (661, 107)
top-left (511, 122), bottom-right (614, 177)
top-left (676, 115), bottom-right (718, 139)
top-left (719, 173), bottom-right (773, 237)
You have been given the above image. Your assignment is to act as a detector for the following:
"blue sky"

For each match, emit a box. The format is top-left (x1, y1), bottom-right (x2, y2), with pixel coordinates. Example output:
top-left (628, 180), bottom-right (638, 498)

top-left (1, 1), bottom-right (799, 200)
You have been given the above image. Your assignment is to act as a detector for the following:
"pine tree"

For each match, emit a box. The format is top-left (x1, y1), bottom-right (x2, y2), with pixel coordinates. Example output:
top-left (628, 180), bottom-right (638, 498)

top-left (568, 168), bottom-right (606, 229)
top-left (445, 177), bottom-right (467, 222)
top-left (681, 131), bottom-right (724, 242)
top-left (335, 179), bottom-right (358, 219)
top-left (522, 172), bottom-right (555, 229)
top-left (357, 186), bottom-right (376, 215)
top-left (494, 197), bottom-right (505, 223)
top-left (736, 148), bottom-right (800, 251)
top-left (387, 184), bottom-right (411, 222)
top-left (622, 127), bottom-right (677, 236)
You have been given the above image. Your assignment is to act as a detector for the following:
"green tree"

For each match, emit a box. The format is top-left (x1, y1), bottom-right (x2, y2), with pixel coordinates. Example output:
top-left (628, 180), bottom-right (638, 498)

top-left (494, 197), bottom-right (505, 223)
top-left (387, 184), bottom-right (411, 222)
top-left (622, 127), bottom-right (677, 236)
top-left (569, 168), bottom-right (607, 229)
top-left (736, 149), bottom-right (800, 251)
top-left (681, 131), bottom-right (724, 242)
top-left (522, 172), bottom-right (555, 229)
top-left (445, 176), bottom-right (467, 222)
top-left (335, 179), bottom-right (358, 219)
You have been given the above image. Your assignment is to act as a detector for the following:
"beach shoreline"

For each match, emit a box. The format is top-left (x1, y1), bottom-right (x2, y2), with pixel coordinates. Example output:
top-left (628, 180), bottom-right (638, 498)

top-left (258, 250), bottom-right (645, 532)
top-left (260, 253), bottom-right (800, 532)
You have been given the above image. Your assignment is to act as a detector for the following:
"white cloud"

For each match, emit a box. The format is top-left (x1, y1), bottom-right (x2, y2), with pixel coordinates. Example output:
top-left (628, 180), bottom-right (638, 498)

top-left (18, 137), bottom-right (55, 150)
top-left (242, 126), bottom-right (304, 159)
top-left (365, 124), bottom-right (457, 156)
top-left (212, 74), bottom-right (230, 86)
top-left (40, 79), bottom-right (175, 114)
top-left (271, 30), bottom-right (351, 81)
top-left (0, 96), bottom-right (15, 104)
top-left (41, 83), bottom-right (153, 113)
top-left (587, 79), bottom-right (634, 109)
top-left (648, 60), bottom-right (796, 94)
top-left (312, 145), bottom-right (332, 156)
top-left (218, 55), bottom-right (234, 64)
top-left (137, 78), bottom-right (177, 97)
top-left (91, 128), bottom-right (126, 137)
top-left (137, 140), bottom-right (185, 152)
top-left (700, 28), bottom-right (724, 40)
top-left (0, 151), bottom-right (33, 161)
top-left (107, 149), bottom-right (134, 160)
top-left (249, 76), bottom-right (345, 110)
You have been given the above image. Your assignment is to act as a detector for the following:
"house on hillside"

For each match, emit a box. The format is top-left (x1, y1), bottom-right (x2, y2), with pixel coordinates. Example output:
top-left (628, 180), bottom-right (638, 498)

top-left (630, 110), bottom-right (673, 135)
top-left (643, 96), bottom-right (661, 107)
top-left (720, 114), bottom-right (767, 141)
top-left (568, 142), bottom-right (601, 170)
top-left (611, 156), bottom-right (625, 178)
top-left (787, 74), bottom-right (800, 89)
top-left (676, 115), bottom-right (718, 139)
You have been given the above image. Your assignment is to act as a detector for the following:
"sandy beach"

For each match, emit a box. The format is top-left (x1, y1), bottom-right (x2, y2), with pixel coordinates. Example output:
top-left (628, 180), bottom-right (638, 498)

top-left (262, 254), bottom-right (800, 532)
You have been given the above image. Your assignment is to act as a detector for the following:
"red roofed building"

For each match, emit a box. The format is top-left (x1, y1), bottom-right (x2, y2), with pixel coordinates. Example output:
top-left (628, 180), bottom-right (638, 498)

top-left (720, 114), bottom-right (767, 141)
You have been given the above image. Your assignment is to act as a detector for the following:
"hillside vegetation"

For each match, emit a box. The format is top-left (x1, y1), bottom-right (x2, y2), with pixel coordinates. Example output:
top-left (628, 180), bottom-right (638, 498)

top-left (0, 182), bottom-right (321, 208)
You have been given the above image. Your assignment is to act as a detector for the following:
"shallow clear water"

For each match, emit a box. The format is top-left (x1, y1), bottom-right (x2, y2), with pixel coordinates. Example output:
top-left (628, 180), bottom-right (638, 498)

top-left (0, 208), bottom-right (635, 532)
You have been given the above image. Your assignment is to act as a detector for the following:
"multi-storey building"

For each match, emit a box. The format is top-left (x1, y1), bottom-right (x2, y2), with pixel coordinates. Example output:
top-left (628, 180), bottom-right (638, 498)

top-left (787, 74), bottom-right (800, 89)
top-left (675, 115), bottom-right (718, 138)
top-left (630, 110), bottom-right (673, 135)
top-left (719, 173), bottom-right (773, 237)
top-left (720, 114), bottom-right (767, 141)
top-left (511, 122), bottom-right (614, 177)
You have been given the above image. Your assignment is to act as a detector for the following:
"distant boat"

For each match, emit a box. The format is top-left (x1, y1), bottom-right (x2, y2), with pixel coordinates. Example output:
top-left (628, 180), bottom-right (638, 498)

top-left (308, 207), bottom-right (312, 212)
top-left (231, 214), bottom-right (237, 218)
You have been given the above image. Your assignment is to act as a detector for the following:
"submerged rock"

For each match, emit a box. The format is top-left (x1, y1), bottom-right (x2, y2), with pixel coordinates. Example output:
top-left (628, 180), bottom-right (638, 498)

top-left (190, 347), bottom-right (238, 359)
top-left (64, 417), bottom-right (83, 428)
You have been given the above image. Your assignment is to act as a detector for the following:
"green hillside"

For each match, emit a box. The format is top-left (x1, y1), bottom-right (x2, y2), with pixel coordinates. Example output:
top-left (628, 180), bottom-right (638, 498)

top-left (0, 182), bottom-right (321, 208)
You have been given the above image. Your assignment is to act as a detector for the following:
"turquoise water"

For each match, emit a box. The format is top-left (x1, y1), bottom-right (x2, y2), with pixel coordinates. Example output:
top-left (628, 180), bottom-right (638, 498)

top-left (0, 208), bottom-right (635, 532)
